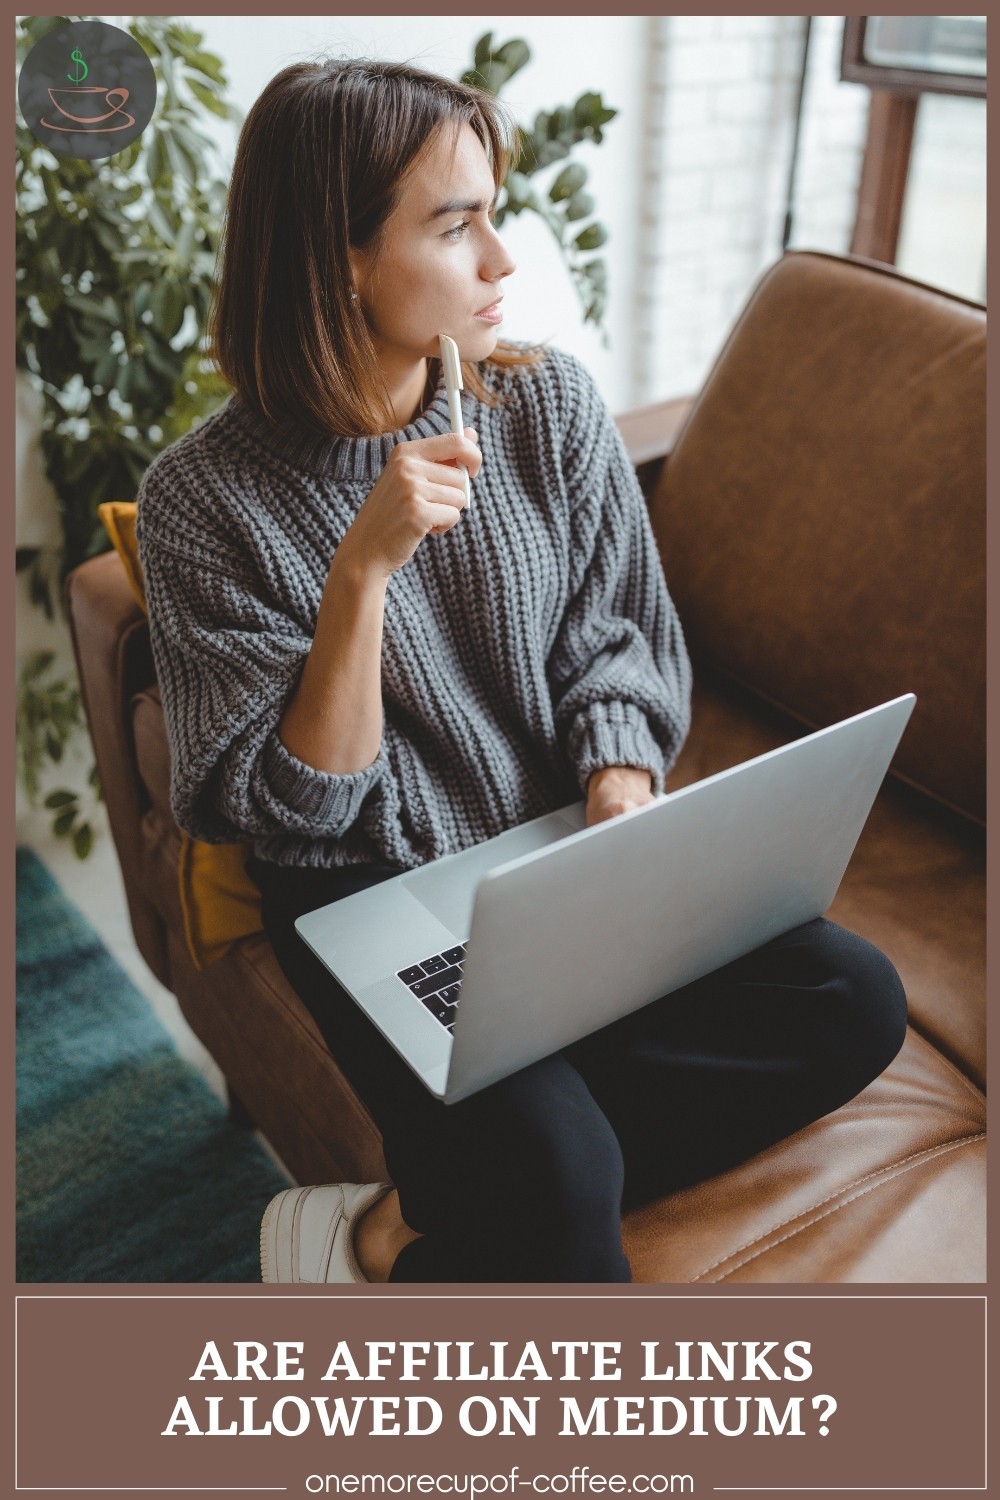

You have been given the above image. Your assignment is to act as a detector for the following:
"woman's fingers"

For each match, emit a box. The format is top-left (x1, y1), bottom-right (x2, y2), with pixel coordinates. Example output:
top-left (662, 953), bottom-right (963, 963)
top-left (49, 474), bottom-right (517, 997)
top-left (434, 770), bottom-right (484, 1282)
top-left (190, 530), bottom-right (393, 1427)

top-left (418, 429), bottom-right (483, 478)
top-left (422, 482), bottom-right (469, 510)
top-left (343, 426), bottom-right (482, 573)
top-left (424, 501), bottom-right (466, 534)
top-left (428, 461), bottom-right (473, 491)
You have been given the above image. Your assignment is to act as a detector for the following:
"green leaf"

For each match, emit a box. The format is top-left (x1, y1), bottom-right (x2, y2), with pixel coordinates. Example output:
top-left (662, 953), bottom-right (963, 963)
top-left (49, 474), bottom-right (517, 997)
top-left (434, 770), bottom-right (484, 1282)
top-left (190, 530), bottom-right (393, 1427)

top-left (574, 223), bottom-right (608, 251)
top-left (52, 807), bottom-right (77, 837)
top-left (172, 118), bottom-right (215, 158)
top-left (185, 49), bottom-right (225, 85)
top-left (116, 249), bottom-right (161, 267)
top-left (565, 191), bottom-right (595, 222)
top-left (150, 278), bottom-right (187, 339)
top-left (473, 32), bottom-right (496, 71)
top-left (93, 351), bottom-right (120, 388)
top-left (159, 45), bottom-right (179, 99)
top-left (22, 651), bottom-right (55, 683)
top-left (573, 93), bottom-right (598, 127)
top-left (148, 197), bottom-right (176, 244)
top-left (536, 141), bottom-right (568, 168)
top-left (64, 293), bottom-right (119, 325)
top-left (187, 77), bottom-right (230, 118)
top-left (130, 358), bottom-right (158, 407)
top-left (574, 92), bottom-right (617, 130)
top-left (494, 39), bottom-right (531, 78)
top-left (116, 359), bottom-right (135, 402)
top-left (549, 163), bottom-right (587, 202)
top-left (175, 218), bottom-right (198, 265)
top-left (43, 789), bottom-right (77, 810)
top-left (475, 61), bottom-right (508, 95)
top-left (582, 258), bottom-right (608, 290)
top-left (163, 129), bottom-right (195, 186)
top-left (146, 128), bottom-right (165, 187)
top-left (73, 822), bottom-right (94, 859)
top-left (142, 336), bottom-right (183, 381)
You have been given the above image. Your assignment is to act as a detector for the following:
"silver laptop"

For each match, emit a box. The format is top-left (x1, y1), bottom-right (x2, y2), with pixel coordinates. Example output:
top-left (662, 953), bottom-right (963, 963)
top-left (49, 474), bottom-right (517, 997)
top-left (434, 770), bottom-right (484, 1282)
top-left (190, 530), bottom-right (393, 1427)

top-left (296, 694), bottom-right (915, 1104)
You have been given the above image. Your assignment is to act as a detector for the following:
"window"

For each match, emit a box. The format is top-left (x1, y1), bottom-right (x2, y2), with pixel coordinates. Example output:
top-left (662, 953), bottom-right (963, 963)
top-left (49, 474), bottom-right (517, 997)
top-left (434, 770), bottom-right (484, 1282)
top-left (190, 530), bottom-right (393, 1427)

top-left (842, 15), bottom-right (986, 97)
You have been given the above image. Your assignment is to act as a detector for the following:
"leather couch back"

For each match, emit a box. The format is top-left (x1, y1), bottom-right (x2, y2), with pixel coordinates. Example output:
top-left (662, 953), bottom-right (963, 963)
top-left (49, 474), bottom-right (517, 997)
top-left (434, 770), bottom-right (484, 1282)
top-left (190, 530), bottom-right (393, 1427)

top-left (649, 252), bottom-right (986, 823)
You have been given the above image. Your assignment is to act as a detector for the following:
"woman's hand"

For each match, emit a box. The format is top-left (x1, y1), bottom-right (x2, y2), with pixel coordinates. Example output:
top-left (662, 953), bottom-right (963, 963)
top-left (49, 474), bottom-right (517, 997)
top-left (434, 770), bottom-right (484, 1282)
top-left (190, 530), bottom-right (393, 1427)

top-left (585, 765), bottom-right (655, 827)
top-left (337, 427), bottom-right (483, 579)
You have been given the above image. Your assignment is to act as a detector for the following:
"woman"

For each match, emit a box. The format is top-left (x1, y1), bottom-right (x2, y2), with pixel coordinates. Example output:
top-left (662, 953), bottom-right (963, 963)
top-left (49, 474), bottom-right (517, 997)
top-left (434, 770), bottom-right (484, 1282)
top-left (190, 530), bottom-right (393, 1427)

top-left (137, 57), bottom-right (907, 1284)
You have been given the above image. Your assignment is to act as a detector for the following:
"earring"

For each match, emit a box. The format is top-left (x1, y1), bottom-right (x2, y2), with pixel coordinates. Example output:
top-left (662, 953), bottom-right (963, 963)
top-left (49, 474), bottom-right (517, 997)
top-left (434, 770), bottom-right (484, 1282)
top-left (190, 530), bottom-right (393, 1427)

top-left (350, 290), bottom-right (358, 301)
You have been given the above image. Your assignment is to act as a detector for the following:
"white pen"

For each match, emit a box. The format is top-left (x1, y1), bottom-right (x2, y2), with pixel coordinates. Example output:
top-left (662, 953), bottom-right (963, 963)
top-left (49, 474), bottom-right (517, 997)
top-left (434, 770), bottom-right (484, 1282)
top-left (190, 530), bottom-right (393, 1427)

top-left (438, 333), bottom-right (472, 509)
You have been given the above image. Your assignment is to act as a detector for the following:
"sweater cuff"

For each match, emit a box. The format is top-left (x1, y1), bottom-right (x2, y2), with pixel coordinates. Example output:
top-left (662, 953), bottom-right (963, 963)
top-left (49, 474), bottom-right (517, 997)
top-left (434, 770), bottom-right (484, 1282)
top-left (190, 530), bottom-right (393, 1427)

top-left (567, 702), bottom-right (667, 797)
top-left (262, 731), bottom-right (386, 836)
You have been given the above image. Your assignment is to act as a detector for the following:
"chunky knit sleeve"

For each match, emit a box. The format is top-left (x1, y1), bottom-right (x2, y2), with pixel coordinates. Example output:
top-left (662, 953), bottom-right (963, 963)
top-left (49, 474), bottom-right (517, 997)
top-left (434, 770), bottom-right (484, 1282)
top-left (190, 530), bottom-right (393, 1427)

top-left (545, 349), bottom-right (693, 796)
top-left (136, 461), bottom-right (386, 845)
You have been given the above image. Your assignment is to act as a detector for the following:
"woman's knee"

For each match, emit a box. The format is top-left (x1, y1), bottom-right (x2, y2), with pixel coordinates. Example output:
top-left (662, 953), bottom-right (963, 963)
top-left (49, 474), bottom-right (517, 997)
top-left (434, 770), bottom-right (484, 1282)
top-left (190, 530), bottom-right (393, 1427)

top-left (804, 919), bottom-right (908, 1083)
top-left (501, 1088), bottom-right (627, 1259)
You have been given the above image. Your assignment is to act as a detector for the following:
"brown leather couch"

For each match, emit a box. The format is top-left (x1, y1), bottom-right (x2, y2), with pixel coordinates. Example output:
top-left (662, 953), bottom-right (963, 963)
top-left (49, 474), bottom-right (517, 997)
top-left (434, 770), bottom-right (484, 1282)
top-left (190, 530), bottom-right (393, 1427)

top-left (67, 251), bottom-right (985, 1282)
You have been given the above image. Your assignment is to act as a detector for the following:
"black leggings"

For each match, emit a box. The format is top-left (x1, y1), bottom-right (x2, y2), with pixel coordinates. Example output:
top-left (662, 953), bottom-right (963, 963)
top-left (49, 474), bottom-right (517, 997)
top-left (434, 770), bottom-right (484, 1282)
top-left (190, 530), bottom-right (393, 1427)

top-left (248, 857), bottom-right (907, 1283)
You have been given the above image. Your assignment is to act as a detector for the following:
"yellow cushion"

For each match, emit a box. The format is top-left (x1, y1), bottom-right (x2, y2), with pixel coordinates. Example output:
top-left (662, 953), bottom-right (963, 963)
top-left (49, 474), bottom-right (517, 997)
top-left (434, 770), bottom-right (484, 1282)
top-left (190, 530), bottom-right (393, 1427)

top-left (99, 501), bottom-right (264, 969)
top-left (178, 835), bottom-right (264, 972)
top-left (98, 500), bottom-right (147, 611)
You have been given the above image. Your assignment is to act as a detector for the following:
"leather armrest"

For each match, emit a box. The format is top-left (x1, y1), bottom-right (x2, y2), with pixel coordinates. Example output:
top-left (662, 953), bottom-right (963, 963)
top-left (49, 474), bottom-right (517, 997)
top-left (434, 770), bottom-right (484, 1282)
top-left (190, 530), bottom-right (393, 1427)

top-left (65, 549), bottom-right (170, 985)
top-left (615, 395), bottom-right (695, 498)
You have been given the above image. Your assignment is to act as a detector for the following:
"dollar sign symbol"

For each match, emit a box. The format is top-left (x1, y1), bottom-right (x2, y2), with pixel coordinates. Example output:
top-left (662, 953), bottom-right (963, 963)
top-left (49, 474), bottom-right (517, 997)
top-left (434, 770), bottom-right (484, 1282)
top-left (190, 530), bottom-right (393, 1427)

top-left (68, 49), bottom-right (89, 84)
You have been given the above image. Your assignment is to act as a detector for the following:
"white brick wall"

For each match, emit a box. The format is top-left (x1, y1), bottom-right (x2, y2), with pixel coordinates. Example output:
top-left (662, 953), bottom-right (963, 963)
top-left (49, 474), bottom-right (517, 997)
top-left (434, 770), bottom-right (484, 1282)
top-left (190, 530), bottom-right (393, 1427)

top-left (634, 15), bottom-right (871, 405)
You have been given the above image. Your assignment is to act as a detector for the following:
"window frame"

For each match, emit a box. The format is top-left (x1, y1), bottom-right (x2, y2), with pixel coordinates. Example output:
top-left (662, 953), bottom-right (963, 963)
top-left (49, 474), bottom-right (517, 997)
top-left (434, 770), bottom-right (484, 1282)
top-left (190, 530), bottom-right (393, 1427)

top-left (841, 16), bottom-right (986, 100)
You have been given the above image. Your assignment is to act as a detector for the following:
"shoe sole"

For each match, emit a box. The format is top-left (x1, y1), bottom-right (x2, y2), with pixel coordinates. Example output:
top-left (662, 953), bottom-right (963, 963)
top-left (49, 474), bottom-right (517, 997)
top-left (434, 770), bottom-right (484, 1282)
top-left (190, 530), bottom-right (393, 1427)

top-left (260, 1187), bottom-right (311, 1283)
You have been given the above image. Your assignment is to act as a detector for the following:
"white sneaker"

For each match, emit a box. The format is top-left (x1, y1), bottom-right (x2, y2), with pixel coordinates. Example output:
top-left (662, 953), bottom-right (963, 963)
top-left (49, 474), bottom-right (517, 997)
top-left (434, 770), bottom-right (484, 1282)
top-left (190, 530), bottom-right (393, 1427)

top-left (260, 1183), bottom-right (391, 1283)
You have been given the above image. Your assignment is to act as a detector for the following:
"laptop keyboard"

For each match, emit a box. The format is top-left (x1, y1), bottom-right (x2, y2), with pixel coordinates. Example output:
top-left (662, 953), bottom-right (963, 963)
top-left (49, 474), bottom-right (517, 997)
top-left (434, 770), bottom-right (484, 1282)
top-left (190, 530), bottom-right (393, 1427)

top-left (397, 943), bottom-right (468, 1032)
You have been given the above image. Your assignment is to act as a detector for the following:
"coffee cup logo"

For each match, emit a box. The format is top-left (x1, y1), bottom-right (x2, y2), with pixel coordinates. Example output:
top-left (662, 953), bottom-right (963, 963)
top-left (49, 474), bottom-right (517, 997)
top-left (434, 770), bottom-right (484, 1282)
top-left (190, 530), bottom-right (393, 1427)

top-left (18, 21), bottom-right (156, 159)
top-left (41, 86), bottom-right (137, 133)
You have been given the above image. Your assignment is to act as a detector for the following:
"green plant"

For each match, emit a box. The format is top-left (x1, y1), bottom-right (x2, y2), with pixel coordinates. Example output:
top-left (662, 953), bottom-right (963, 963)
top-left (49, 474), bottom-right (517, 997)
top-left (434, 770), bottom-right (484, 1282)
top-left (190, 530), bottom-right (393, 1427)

top-left (16, 651), bottom-right (100, 857)
top-left (460, 33), bottom-right (617, 333)
top-left (16, 14), bottom-right (240, 850)
top-left (16, 14), bottom-right (240, 603)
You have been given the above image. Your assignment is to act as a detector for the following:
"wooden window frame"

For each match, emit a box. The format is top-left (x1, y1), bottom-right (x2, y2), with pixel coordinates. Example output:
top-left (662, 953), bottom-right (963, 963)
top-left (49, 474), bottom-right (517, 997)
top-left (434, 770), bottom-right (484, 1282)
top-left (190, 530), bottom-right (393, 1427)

top-left (842, 16), bottom-right (986, 100)
top-left (843, 17), bottom-right (985, 263)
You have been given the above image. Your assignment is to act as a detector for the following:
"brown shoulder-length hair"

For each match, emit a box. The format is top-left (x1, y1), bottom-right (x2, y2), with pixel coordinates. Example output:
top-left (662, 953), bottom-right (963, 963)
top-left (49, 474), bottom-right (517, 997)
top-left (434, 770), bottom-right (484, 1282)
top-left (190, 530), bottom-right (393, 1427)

top-left (207, 56), bottom-right (547, 436)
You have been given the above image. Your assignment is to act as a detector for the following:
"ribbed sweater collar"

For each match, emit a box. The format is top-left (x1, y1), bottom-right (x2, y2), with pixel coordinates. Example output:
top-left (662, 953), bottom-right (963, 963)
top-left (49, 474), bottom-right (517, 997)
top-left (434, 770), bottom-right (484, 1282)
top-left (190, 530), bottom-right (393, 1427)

top-left (220, 360), bottom-right (469, 483)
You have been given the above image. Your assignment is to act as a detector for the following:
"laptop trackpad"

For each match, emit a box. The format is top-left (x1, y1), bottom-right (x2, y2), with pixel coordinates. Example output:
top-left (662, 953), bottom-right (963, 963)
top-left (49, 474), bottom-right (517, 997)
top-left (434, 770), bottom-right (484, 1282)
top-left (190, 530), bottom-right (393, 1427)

top-left (401, 811), bottom-right (579, 934)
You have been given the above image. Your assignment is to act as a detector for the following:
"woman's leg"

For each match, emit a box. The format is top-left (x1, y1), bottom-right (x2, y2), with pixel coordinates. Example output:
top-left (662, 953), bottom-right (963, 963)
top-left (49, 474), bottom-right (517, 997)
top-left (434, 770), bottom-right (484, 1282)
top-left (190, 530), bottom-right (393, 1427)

top-left (250, 859), bottom-right (630, 1282)
top-left (564, 917), bottom-right (908, 1212)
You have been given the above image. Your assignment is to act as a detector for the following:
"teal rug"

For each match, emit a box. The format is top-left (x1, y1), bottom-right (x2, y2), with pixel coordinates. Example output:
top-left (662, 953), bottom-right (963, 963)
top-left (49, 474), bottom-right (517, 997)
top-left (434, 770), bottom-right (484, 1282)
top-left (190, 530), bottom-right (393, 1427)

top-left (16, 847), bottom-right (290, 1282)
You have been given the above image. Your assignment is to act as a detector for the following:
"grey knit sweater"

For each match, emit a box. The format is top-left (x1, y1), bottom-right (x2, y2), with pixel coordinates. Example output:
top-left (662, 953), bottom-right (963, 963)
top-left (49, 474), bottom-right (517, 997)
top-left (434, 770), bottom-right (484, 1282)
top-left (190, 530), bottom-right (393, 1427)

top-left (136, 344), bottom-right (692, 869)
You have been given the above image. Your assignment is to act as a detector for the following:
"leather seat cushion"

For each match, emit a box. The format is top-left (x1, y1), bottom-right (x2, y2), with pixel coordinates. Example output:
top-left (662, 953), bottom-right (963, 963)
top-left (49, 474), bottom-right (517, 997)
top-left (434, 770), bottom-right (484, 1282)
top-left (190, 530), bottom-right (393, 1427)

top-left (623, 1026), bottom-right (985, 1282)
top-left (666, 670), bottom-right (985, 1088)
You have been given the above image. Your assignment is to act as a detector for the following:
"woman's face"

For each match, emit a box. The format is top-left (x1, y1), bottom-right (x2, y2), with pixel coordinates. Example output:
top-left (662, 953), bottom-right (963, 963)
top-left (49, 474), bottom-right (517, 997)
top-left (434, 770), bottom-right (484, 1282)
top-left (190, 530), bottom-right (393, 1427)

top-left (351, 121), bottom-right (517, 378)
